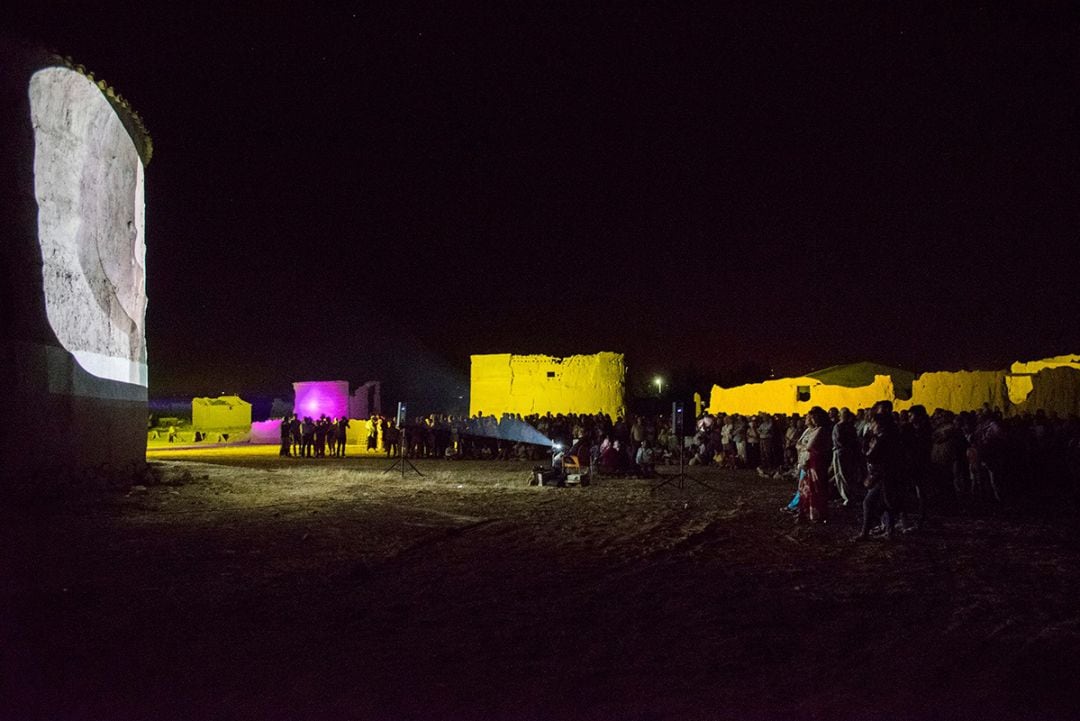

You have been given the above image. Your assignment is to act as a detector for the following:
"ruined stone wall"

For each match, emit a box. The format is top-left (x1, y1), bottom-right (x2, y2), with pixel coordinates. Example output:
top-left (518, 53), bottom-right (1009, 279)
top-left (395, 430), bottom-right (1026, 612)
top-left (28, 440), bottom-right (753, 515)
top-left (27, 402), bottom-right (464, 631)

top-left (1011, 367), bottom-right (1080, 417)
top-left (469, 352), bottom-right (626, 418)
top-left (1009, 355), bottom-right (1080, 375)
top-left (192, 396), bottom-right (252, 430)
top-left (348, 381), bottom-right (381, 420)
top-left (1, 44), bottom-right (150, 486)
top-left (707, 366), bottom-right (1076, 418)
top-left (707, 375), bottom-right (897, 416)
top-left (903, 370), bottom-right (1009, 413)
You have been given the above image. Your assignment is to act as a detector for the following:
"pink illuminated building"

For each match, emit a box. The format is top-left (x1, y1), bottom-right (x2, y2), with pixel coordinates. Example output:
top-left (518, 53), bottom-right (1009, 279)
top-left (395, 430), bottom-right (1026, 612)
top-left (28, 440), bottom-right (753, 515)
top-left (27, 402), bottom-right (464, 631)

top-left (292, 381), bottom-right (349, 419)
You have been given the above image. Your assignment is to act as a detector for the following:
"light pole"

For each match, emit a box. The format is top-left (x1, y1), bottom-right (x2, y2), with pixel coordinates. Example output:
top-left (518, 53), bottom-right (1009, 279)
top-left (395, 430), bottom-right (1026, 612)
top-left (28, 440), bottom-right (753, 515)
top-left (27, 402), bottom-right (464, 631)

top-left (654, 376), bottom-right (664, 397)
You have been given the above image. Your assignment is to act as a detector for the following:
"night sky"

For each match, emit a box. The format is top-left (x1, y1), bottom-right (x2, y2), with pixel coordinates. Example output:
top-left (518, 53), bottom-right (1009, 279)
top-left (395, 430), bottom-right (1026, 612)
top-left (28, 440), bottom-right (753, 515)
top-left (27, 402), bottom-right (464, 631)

top-left (8, 3), bottom-right (1080, 408)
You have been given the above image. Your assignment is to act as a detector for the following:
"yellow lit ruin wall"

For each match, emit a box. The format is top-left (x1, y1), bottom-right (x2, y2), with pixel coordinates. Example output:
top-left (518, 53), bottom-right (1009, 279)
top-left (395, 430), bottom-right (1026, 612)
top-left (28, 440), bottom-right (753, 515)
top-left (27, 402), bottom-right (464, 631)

top-left (708, 366), bottom-right (1080, 416)
top-left (192, 396), bottom-right (252, 430)
top-left (1011, 368), bottom-right (1080, 416)
top-left (903, 371), bottom-right (1009, 413)
top-left (707, 375), bottom-right (897, 416)
top-left (1009, 354), bottom-right (1080, 375)
top-left (1007, 356), bottom-right (1080, 412)
top-left (470, 352), bottom-right (626, 418)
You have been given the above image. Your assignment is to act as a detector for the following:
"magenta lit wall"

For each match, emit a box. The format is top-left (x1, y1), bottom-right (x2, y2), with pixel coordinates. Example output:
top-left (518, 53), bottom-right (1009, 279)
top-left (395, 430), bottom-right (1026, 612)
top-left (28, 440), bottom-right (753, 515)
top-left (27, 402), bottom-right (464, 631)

top-left (250, 419), bottom-right (282, 444)
top-left (293, 380), bottom-right (349, 419)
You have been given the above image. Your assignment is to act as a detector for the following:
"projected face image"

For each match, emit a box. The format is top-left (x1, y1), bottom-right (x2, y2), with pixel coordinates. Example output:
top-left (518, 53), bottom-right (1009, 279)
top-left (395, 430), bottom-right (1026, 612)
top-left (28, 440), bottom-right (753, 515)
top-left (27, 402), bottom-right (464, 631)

top-left (29, 66), bottom-right (147, 387)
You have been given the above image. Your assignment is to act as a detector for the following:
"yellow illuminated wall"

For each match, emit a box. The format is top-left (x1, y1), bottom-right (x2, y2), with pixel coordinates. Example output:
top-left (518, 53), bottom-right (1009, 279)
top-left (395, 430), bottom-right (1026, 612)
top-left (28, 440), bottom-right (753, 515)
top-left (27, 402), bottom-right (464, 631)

top-left (902, 370), bottom-right (1009, 413)
top-left (1009, 354), bottom-right (1080, 375)
top-left (708, 356), bottom-right (1080, 417)
top-left (192, 395), bottom-right (252, 430)
top-left (1005, 355), bottom-right (1080, 412)
top-left (707, 375), bottom-right (898, 416)
top-left (1011, 367), bottom-right (1080, 416)
top-left (470, 352), bottom-right (626, 418)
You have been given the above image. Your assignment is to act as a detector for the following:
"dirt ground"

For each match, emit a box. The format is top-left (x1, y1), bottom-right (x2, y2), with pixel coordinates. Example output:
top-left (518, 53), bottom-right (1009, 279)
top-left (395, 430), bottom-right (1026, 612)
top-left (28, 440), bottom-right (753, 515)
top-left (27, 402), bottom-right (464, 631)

top-left (3, 446), bottom-right (1080, 721)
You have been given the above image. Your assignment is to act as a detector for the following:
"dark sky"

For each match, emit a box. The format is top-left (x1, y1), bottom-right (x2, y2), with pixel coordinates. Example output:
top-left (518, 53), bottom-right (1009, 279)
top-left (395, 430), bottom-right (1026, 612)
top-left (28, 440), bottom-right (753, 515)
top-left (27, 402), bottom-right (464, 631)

top-left (8, 2), bottom-right (1080, 406)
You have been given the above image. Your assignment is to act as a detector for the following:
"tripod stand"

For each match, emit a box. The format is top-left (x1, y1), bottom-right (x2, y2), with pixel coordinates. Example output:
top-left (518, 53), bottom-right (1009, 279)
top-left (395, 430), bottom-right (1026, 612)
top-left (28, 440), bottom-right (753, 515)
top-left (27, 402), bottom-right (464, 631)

top-left (384, 426), bottom-right (424, 478)
top-left (651, 432), bottom-right (717, 492)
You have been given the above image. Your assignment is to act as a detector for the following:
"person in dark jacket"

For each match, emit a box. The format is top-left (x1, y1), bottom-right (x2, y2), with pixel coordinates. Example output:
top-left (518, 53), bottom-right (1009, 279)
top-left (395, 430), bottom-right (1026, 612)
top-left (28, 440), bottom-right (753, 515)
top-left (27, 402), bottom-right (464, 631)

top-left (830, 407), bottom-right (862, 506)
top-left (854, 401), bottom-right (903, 541)
top-left (335, 416), bottom-right (350, 457)
top-left (301, 417), bottom-right (315, 458)
top-left (901, 404), bottom-right (934, 529)
top-left (290, 415), bottom-right (302, 457)
top-left (279, 414), bottom-right (293, 457)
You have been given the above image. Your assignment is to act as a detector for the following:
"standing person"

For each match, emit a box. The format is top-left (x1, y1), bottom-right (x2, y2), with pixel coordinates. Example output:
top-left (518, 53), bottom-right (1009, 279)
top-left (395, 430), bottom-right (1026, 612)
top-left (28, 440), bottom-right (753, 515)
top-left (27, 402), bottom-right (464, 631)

top-left (630, 416), bottom-right (646, 448)
top-left (855, 401), bottom-right (903, 541)
top-left (831, 408), bottom-right (861, 506)
top-left (757, 413), bottom-right (775, 472)
top-left (746, 416), bottom-right (760, 469)
top-left (796, 407), bottom-right (832, 523)
top-left (902, 405), bottom-right (934, 530)
top-left (290, 414), bottom-right (302, 457)
top-left (732, 415), bottom-right (748, 467)
top-left (279, 414), bottom-right (292, 457)
top-left (301, 417), bottom-right (315, 458)
top-left (930, 411), bottom-right (964, 515)
top-left (784, 415), bottom-right (802, 470)
top-left (971, 410), bottom-right (1006, 502)
top-left (336, 416), bottom-right (349, 457)
top-left (326, 419), bottom-right (337, 457)
top-left (314, 416), bottom-right (329, 457)
top-left (366, 415), bottom-right (379, 452)
top-left (384, 419), bottom-right (400, 458)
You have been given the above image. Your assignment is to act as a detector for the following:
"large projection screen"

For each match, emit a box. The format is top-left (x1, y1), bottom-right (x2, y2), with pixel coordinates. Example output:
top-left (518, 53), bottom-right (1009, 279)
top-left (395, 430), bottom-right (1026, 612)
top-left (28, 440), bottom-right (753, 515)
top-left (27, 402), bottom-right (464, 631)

top-left (30, 66), bottom-right (148, 387)
top-left (1, 44), bottom-right (151, 487)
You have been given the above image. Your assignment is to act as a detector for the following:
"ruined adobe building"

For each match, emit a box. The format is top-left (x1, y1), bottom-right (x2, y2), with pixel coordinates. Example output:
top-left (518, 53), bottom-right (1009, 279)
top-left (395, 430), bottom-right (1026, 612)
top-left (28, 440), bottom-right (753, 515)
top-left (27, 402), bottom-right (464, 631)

top-left (470, 352), bottom-right (626, 419)
top-left (192, 396), bottom-right (252, 431)
top-left (708, 355), bottom-right (1080, 417)
top-left (1, 43), bottom-right (151, 485)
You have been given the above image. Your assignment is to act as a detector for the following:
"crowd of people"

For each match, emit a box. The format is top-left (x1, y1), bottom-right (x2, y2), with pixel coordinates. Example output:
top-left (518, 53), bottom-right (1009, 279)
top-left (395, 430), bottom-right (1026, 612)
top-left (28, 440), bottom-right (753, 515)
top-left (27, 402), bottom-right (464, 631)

top-left (536, 402), bottom-right (1080, 538)
top-left (278, 415), bottom-right (350, 458)
top-left (274, 403), bottom-right (1080, 533)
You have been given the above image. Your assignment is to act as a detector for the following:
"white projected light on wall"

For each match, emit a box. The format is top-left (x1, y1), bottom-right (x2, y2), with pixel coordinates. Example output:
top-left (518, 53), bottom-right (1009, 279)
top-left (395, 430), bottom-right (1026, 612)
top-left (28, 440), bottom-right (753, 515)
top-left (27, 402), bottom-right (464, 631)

top-left (29, 66), bottom-right (147, 387)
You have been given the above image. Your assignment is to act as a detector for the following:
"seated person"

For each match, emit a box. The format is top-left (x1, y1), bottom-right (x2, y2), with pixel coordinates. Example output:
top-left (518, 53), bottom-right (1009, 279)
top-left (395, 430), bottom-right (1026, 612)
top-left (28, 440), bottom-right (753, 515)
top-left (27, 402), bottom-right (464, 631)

top-left (635, 440), bottom-right (657, 477)
top-left (688, 437), bottom-right (715, 466)
top-left (565, 438), bottom-right (590, 467)
top-left (598, 439), bottom-right (630, 475)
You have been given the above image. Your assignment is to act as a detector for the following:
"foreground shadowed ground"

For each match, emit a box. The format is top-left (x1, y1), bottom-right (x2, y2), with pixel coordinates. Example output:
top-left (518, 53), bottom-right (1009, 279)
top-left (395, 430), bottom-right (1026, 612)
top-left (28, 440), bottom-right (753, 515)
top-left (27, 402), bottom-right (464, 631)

top-left (3, 448), bottom-right (1080, 720)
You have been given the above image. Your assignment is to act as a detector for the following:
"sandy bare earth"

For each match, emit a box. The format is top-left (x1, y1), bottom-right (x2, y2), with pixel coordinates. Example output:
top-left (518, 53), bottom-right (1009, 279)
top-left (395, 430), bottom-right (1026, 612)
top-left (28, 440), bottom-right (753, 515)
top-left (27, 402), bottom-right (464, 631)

top-left (3, 447), bottom-right (1080, 721)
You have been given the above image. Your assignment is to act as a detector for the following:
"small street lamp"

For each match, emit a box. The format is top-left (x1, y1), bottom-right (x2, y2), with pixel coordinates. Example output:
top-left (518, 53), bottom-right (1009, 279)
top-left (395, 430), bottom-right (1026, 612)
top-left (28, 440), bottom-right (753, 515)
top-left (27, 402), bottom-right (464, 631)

top-left (654, 376), bottom-right (664, 397)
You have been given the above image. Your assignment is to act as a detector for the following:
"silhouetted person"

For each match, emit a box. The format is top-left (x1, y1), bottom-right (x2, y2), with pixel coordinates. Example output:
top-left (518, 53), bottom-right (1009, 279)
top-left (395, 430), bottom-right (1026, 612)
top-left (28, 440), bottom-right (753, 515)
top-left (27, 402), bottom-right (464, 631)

top-left (290, 415), bottom-right (302, 456)
top-left (336, 417), bottom-right (349, 457)
top-left (855, 401), bottom-right (903, 541)
top-left (279, 415), bottom-right (292, 457)
top-left (384, 420), bottom-right (400, 458)
top-left (314, 416), bottom-right (329, 457)
top-left (301, 417), bottom-right (315, 457)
